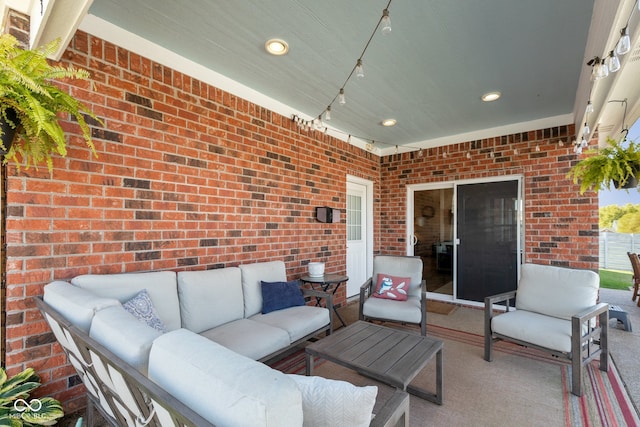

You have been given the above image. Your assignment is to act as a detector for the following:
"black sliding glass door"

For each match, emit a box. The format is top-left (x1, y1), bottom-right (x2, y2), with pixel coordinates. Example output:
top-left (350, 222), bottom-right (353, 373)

top-left (456, 180), bottom-right (519, 302)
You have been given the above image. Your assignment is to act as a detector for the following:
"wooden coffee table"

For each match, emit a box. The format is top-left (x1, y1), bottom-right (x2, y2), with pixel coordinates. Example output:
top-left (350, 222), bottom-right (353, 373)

top-left (305, 321), bottom-right (443, 404)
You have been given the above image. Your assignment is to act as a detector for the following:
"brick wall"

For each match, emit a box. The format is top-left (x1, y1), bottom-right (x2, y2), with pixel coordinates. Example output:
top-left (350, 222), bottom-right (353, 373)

top-left (2, 18), bottom-right (598, 412)
top-left (379, 129), bottom-right (599, 268)
top-left (3, 29), bottom-right (379, 410)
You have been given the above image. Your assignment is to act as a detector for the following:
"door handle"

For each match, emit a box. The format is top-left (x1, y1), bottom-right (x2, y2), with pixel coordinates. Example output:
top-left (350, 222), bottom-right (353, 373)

top-left (412, 235), bottom-right (418, 245)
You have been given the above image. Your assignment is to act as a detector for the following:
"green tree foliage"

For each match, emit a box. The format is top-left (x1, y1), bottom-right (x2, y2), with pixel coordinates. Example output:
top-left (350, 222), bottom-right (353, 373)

top-left (600, 203), bottom-right (640, 232)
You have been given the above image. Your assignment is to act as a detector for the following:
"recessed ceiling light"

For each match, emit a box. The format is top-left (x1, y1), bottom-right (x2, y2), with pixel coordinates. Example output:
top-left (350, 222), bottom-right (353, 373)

top-left (265, 39), bottom-right (289, 55)
top-left (481, 91), bottom-right (501, 102)
top-left (381, 118), bottom-right (397, 127)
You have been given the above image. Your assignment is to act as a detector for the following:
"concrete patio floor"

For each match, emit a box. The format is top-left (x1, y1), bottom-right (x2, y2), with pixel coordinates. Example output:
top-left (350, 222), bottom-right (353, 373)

top-left (599, 287), bottom-right (640, 414)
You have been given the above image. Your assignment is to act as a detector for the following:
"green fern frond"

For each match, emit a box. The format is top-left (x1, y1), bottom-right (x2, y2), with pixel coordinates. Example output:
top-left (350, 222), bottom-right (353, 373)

top-left (0, 33), bottom-right (103, 171)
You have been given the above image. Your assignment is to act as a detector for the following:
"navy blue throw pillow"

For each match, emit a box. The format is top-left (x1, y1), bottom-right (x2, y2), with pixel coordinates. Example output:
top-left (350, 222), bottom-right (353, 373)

top-left (261, 280), bottom-right (305, 314)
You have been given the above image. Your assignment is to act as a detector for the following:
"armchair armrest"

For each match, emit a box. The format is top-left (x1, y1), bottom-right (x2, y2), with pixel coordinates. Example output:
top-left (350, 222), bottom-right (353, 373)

top-left (572, 302), bottom-right (609, 324)
top-left (485, 290), bottom-right (517, 308)
top-left (369, 389), bottom-right (410, 427)
top-left (570, 302), bottom-right (609, 395)
top-left (359, 278), bottom-right (373, 320)
top-left (484, 290), bottom-right (517, 362)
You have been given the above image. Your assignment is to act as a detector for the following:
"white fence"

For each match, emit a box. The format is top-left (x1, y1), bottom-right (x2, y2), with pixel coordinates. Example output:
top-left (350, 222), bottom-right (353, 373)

top-left (599, 232), bottom-right (640, 271)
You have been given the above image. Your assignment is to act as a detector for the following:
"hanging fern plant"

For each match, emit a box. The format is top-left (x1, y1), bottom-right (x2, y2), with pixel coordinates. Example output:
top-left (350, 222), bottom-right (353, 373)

top-left (0, 33), bottom-right (101, 171)
top-left (567, 137), bottom-right (640, 194)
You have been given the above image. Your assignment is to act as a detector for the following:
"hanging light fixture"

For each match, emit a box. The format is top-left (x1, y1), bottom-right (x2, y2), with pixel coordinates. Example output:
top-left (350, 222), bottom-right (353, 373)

top-left (596, 57), bottom-right (609, 79)
top-left (583, 122), bottom-right (590, 135)
top-left (616, 26), bottom-right (631, 55)
top-left (338, 88), bottom-right (346, 105)
top-left (586, 100), bottom-right (594, 114)
top-left (325, 106), bottom-right (331, 121)
top-left (606, 50), bottom-right (621, 73)
top-left (381, 9), bottom-right (391, 34)
top-left (355, 59), bottom-right (364, 79)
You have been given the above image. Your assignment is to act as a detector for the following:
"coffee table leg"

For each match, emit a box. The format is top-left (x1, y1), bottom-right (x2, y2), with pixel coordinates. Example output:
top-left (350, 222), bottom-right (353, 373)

top-left (406, 348), bottom-right (443, 405)
top-left (306, 353), bottom-right (315, 376)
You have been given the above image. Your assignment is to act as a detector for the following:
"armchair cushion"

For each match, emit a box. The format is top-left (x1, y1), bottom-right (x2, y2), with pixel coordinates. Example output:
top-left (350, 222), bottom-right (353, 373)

top-left (373, 274), bottom-right (410, 301)
top-left (362, 295), bottom-right (423, 324)
top-left (373, 256), bottom-right (423, 298)
top-left (491, 309), bottom-right (573, 353)
top-left (515, 263), bottom-right (599, 320)
top-left (287, 374), bottom-right (377, 427)
top-left (261, 280), bottom-right (305, 314)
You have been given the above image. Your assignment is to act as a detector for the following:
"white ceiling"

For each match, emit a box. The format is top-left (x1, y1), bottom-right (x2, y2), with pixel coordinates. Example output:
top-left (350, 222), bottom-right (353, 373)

top-left (8, 0), bottom-right (640, 154)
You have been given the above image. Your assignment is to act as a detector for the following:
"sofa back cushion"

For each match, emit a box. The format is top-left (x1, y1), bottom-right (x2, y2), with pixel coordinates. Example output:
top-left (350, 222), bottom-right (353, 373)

top-left (240, 261), bottom-right (288, 317)
top-left (149, 328), bottom-right (303, 427)
top-left (89, 305), bottom-right (163, 374)
top-left (71, 271), bottom-right (181, 331)
top-left (177, 267), bottom-right (244, 333)
top-left (515, 263), bottom-right (599, 320)
top-left (373, 255), bottom-right (423, 298)
top-left (43, 281), bottom-right (121, 333)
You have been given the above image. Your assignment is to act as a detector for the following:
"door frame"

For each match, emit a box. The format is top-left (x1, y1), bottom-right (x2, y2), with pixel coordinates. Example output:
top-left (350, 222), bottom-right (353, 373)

top-left (346, 175), bottom-right (374, 294)
top-left (407, 174), bottom-right (524, 306)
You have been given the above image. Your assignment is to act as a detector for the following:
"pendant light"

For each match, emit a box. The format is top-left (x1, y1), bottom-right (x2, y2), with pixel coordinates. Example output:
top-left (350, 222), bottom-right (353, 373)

top-left (616, 26), bottom-right (631, 55)
top-left (355, 59), bottom-right (364, 79)
top-left (606, 50), bottom-right (621, 73)
top-left (381, 9), bottom-right (391, 34)
top-left (339, 88), bottom-right (346, 105)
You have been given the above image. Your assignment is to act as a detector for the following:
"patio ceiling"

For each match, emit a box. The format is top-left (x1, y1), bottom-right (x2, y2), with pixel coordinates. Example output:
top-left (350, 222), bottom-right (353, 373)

top-left (8, 0), bottom-right (640, 154)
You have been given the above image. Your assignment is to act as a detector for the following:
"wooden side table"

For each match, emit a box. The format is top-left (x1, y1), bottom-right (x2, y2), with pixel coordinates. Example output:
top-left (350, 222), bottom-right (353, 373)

top-left (300, 274), bottom-right (348, 327)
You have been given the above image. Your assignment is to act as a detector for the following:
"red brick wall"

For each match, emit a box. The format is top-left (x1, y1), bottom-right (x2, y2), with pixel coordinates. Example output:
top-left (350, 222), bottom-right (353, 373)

top-left (2, 19), bottom-right (598, 412)
top-left (379, 130), bottom-right (599, 268)
top-left (3, 29), bottom-right (379, 410)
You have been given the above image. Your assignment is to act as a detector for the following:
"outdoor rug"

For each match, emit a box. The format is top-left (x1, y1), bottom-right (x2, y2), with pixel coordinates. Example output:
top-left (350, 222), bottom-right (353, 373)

top-left (269, 323), bottom-right (639, 427)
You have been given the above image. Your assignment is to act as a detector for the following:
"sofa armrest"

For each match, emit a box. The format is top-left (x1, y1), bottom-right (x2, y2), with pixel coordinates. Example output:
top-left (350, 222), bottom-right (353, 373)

top-left (359, 277), bottom-right (374, 320)
top-left (301, 288), bottom-right (333, 334)
top-left (370, 389), bottom-right (410, 427)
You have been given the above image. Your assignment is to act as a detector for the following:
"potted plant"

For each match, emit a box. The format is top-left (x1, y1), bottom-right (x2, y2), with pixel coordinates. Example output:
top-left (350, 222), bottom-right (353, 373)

top-left (567, 137), bottom-right (640, 194)
top-left (0, 367), bottom-right (64, 425)
top-left (0, 33), bottom-right (100, 171)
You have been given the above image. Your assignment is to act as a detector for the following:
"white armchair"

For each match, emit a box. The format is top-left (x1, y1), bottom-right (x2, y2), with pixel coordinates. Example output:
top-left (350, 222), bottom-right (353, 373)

top-left (484, 263), bottom-right (609, 396)
top-left (359, 255), bottom-right (427, 335)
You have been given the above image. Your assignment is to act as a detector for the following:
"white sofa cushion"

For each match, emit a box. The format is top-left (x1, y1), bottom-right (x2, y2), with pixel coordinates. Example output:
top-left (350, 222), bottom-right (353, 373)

top-left (250, 305), bottom-right (329, 342)
top-left (515, 264), bottom-right (599, 320)
top-left (177, 268), bottom-right (244, 333)
top-left (71, 271), bottom-right (181, 331)
top-left (372, 256), bottom-right (423, 298)
top-left (239, 261), bottom-right (288, 317)
top-left (287, 374), bottom-right (377, 427)
top-left (43, 281), bottom-right (120, 333)
top-left (149, 328), bottom-right (303, 427)
top-left (491, 309), bottom-right (573, 353)
top-left (89, 305), bottom-right (163, 374)
top-left (199, 318), bottom-right (291, 360)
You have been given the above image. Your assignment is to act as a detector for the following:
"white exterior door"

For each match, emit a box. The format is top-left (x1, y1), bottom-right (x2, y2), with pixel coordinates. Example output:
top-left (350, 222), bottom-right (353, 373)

top-left (346, 179), bottom-right (370, 297)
